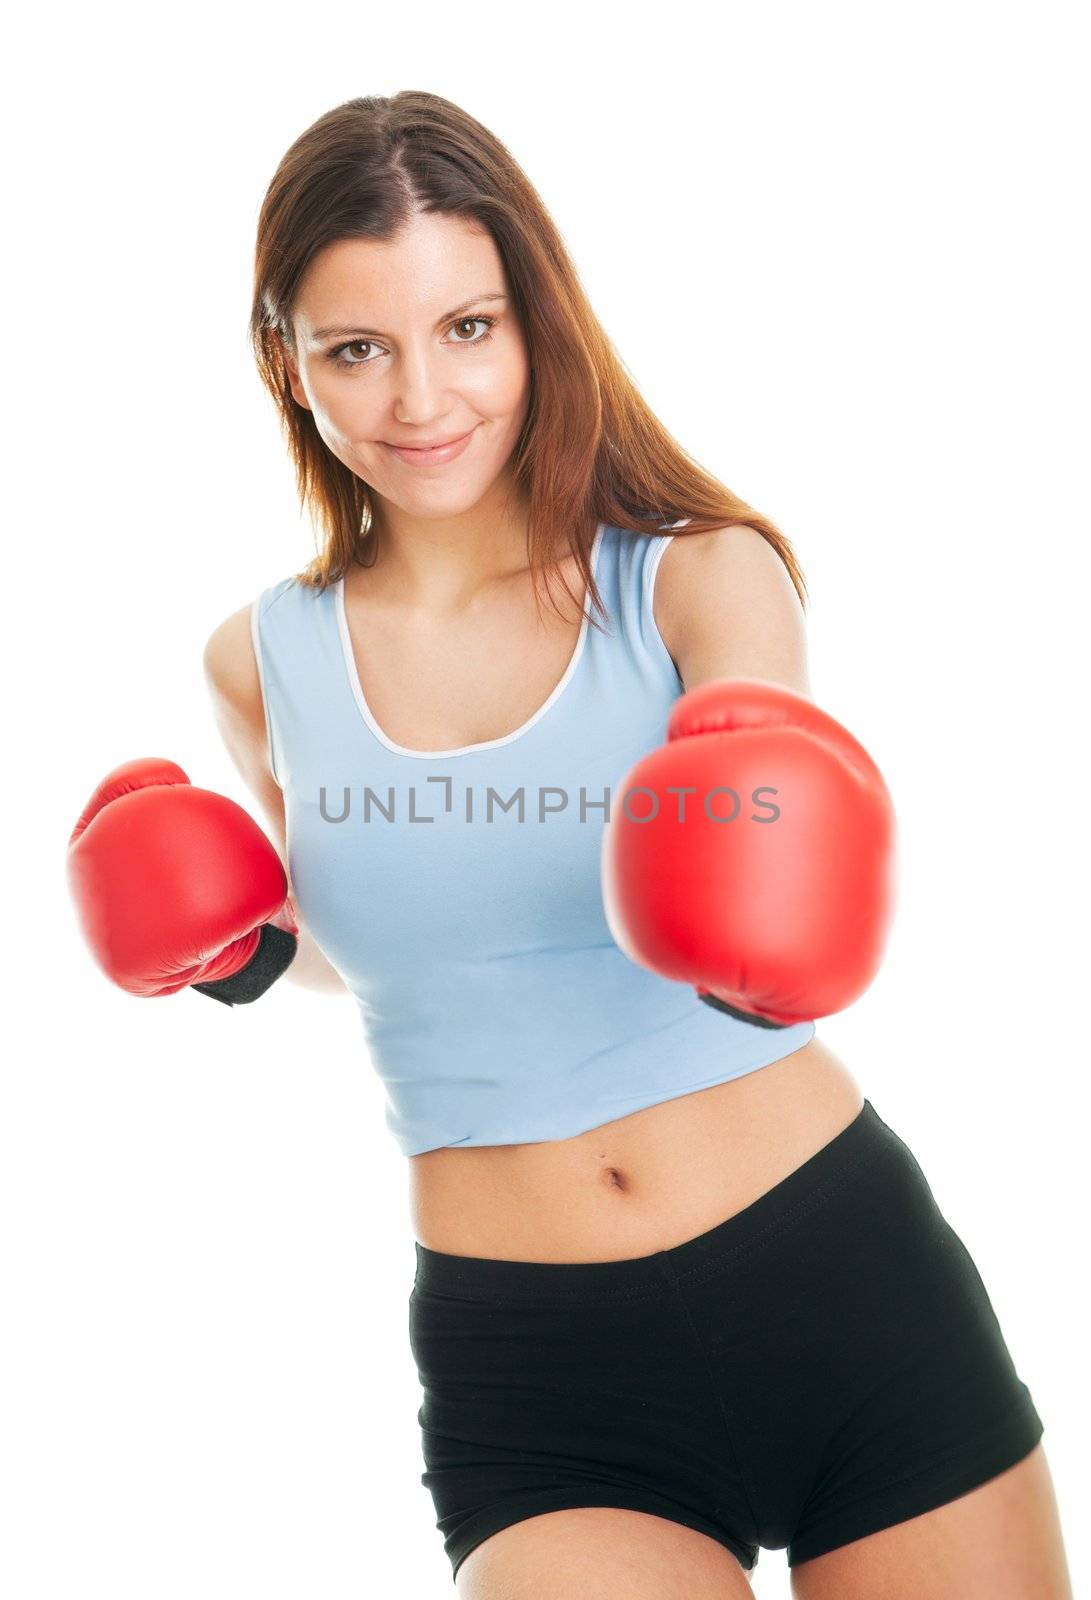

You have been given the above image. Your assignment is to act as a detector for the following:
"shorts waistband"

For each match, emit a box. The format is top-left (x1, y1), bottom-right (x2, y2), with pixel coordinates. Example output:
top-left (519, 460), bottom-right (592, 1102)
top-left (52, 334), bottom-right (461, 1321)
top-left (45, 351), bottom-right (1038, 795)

top-left (412, 1098), bottom-right (895, 1303)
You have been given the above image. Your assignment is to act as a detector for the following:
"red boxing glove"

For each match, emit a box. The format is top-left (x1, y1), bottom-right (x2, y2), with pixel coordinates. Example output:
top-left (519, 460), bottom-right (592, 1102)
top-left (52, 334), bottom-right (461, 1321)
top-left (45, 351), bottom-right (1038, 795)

top-left (601, 678), bottom-right (897, 1027)
top-left (67, 756), bottom-right (298, 1006)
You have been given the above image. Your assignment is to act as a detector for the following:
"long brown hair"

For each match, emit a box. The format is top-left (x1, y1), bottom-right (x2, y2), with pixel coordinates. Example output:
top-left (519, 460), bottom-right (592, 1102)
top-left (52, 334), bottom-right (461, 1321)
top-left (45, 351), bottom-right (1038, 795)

top-left (249, 91), bottom-right (808, 630)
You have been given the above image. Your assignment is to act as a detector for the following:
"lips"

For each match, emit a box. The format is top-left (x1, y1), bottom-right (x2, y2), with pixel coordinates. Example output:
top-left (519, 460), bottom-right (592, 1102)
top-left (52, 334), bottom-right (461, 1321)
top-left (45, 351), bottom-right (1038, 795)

top-left (385, 426), bottom-right (478, 466)
top-left (388, 431), bottom-right (471, 451)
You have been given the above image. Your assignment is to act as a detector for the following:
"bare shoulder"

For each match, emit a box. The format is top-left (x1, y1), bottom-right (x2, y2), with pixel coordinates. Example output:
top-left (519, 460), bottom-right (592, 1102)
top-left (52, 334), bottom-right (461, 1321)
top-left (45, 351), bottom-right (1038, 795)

top-left (654, 524), bottom-right (801, 621)
top-left (203, 602), bottom-right (262, 717)
top-left (653, 523), bottom-right (811, 696)
top-left (201, 600), bottom-right (278, 801)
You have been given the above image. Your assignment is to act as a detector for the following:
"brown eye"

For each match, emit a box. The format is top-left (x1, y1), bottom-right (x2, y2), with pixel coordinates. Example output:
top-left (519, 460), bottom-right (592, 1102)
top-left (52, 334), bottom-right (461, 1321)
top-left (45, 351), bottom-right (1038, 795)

top-left (328, 315), bottom-right (497, 370)
top-left (329, 340), bottom-right (376, 368)
top-left (450, 317), bottom-right (494, 344)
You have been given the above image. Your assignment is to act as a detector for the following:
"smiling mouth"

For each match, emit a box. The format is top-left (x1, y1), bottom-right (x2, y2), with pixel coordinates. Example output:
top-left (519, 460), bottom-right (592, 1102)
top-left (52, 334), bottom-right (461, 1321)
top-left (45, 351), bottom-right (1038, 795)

top-left (383, 426), bottom-right (479, 465)
top-left (387, 429), bottom-right (474, 451)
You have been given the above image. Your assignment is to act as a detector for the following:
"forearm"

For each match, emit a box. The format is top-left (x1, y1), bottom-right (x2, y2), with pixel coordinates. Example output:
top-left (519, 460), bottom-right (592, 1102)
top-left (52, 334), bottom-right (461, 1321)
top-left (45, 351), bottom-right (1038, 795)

top-left (283, 927), bottom-right (350, 994)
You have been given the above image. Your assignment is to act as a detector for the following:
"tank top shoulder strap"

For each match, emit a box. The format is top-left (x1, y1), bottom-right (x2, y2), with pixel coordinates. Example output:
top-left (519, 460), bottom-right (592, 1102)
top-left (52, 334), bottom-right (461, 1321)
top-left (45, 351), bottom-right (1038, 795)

top-left (591, 518), bottom-right (687, 692)
top-left (250, 573), bottom-right (339, 788)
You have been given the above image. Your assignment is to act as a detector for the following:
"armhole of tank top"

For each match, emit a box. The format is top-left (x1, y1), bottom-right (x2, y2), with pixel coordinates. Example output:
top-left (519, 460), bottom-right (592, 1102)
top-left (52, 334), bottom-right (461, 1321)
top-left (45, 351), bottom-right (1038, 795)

top-left (643, 535), bottom-right (684, 687)
top-left (249, 594), bottom-right (283, 790)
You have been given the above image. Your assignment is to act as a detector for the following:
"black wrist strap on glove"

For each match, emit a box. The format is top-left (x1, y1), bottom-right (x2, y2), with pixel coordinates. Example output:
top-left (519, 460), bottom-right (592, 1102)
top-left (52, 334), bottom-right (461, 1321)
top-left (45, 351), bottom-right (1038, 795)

top-left (192, 923), bottom-right (298, 1007)
top-left (698, 990), bottom-right (789, 1030)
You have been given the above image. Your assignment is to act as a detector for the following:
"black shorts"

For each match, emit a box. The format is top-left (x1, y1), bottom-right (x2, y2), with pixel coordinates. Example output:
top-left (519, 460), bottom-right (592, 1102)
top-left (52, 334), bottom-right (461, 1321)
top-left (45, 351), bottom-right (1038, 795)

top-left (408, 1099), bottom-right (1044, 1582)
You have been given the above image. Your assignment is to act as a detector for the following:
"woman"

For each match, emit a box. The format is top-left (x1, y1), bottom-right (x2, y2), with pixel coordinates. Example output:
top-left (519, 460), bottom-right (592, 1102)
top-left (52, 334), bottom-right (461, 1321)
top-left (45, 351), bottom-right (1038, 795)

top-left (71, 93), bottom-right (1072, 1597)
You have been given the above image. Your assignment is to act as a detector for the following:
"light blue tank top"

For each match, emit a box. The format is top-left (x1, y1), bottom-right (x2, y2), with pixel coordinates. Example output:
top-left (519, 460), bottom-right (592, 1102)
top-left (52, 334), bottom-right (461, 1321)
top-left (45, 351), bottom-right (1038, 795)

top-left (251, 521), bottom-right (815, 1155)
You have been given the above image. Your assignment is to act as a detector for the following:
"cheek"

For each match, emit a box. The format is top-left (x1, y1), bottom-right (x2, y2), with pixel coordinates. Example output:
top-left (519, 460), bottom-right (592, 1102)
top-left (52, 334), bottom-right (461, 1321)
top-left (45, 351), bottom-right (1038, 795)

top-left (469, 353), bottom-right (531, 421)
top-left (456, 325), bottom-right (529, 410)
top-left (309, 375), bottom-right (382, 448)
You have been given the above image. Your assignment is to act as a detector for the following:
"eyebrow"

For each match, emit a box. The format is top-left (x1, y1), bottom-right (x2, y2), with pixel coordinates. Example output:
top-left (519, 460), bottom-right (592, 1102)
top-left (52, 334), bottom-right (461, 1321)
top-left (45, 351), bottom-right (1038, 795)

top-left (310, 293), bottom-right (508, 342)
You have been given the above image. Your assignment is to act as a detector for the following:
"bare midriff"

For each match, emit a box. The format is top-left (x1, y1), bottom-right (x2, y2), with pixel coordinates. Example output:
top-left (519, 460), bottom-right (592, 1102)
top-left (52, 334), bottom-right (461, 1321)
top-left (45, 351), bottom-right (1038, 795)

top-left (408, 1033), bottom-right (865, 1263)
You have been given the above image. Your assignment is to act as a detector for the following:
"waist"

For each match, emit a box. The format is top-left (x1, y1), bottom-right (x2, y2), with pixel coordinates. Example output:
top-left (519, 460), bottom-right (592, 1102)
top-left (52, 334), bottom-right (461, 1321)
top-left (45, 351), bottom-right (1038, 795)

top-left (408, 1034), bottom-right (863, 1262)
top-left (354, 950), bottom-right (817, 1155)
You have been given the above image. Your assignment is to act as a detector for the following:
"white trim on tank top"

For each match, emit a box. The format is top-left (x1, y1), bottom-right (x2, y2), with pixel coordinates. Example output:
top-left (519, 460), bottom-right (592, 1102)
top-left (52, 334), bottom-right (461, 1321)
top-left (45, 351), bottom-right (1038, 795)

top-left (333, 520), bottom-right (607, 759)
top-left (250, 592), bottom-right (283, 789)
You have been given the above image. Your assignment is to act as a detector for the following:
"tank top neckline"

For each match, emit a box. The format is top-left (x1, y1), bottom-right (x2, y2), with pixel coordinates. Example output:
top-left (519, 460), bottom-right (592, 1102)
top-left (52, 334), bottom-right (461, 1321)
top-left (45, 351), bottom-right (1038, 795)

top-left (332, 521), bottom-right (608, 760)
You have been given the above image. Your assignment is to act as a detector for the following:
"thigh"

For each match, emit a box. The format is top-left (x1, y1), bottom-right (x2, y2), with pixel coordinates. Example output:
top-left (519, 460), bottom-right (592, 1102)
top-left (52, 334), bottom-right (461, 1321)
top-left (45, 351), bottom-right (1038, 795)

top-left (790, 1442), bottom-right (1073, 1599)
top-left (457, 1506), bottom-right (755, 1598)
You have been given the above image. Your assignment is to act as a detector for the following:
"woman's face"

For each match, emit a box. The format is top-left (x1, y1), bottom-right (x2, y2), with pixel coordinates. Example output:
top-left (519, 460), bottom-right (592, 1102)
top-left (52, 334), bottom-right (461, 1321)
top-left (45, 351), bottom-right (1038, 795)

top-left (283, 212), bottom-right (531, 520)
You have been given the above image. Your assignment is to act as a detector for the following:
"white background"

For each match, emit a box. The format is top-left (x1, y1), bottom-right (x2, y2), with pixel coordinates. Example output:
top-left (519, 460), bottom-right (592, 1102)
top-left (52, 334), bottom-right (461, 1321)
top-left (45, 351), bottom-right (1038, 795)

top-left (5, 1), bottom-right (1088, 1594)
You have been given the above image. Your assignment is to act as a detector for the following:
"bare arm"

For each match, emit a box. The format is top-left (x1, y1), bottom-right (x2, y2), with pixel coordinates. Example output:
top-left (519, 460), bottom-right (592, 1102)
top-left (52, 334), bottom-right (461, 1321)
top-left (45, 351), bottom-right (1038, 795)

top-left (652, 524), bottom-right (812, 698)
top-left (202, 604), bottom-right (348, 995)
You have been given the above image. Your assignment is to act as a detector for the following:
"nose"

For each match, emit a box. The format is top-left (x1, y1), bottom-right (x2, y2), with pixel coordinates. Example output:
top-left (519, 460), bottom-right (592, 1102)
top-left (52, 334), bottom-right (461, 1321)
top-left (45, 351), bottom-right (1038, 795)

top-left (389, 342), bottom-right (459, 425)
